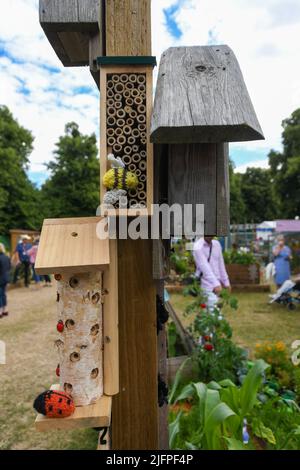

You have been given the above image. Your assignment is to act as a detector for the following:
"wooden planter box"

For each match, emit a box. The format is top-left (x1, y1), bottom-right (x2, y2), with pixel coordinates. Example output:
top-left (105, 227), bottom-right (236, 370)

top-left (226, 263), bottom-right (260, 285)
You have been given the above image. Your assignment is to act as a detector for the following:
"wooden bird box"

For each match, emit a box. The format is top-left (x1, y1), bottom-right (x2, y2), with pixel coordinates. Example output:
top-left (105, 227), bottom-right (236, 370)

top-left (98, 56), bottom-right (156, 215)
top-left (151, 45), bottom-right (264, 143)
top-left (34, 217), bottom-right (118, 431)
top-left (151, 45), bottom-right (264, 236)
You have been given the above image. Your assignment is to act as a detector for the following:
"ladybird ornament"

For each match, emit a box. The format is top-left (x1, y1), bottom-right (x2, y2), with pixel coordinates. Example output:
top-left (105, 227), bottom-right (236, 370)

top-left (57, 320), bottom-right (64, 333)
top-left (33, 390), bottom-right (75, 418)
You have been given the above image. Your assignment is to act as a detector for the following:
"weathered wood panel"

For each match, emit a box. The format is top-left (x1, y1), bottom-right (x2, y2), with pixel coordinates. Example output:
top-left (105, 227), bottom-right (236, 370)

top-left (217, 143), bottom-right (230, 236)
top-left (39, 0), bottom-right (99, 31)
top-left (168, 143), bottom-right (216, 236)
top-left (105, 0), bottom-right (151, 56)
top-left (151, 45), bottom-right (264, 143)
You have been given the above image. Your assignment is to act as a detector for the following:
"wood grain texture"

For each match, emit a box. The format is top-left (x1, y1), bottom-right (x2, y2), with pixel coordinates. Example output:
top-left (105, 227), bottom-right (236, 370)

top-left (112, 239), bottom-right (158, 449)
top-left (168, 143), bottom-right (215, 236)
top-left (105, 0), bottom-right (151, 56)
top-left (39, 0), bottom-right (99, 30)
top-left (35, 385), bottom-right (111, 432)
top-left (35, 217), bottom-right (109, 274)
top-left (151, 45), bottom-right (264, 143)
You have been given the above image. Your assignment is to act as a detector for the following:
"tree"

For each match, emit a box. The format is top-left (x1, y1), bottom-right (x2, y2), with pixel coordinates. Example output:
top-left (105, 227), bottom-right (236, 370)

top-left (269, 108), bottom-right (300, 218)
top-left (41, 122), bottom-right (100, 218)
top-left (240, 167), bottom-right (277, 223)
top-left (0, 106), bottom-right (43, 235)
top-left (229, 159), bottom-right (246, 223)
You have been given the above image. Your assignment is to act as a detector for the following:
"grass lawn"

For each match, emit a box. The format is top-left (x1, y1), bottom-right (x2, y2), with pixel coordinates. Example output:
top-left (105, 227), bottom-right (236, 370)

top-left (0, 285), bottom-right (98, 450)
top-left (170, 291), bottom-right (300, 357)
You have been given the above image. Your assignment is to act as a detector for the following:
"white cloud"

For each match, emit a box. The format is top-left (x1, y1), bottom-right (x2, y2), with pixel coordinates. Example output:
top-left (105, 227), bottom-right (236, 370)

top-left (235, 159), bottom-right (269, 173)
top-left (0, 0), bottom-right (299, 179)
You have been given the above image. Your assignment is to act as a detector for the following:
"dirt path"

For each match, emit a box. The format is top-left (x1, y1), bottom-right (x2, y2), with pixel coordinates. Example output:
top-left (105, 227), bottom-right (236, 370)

top-left (0, 285), bottom-right (97, 450)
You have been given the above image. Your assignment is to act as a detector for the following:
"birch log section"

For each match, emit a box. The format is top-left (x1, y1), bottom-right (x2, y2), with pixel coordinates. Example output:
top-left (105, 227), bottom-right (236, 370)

top-left (151, 45), bottom-right (264, 143)
top-left (56, 271), bottom-right (103, 406)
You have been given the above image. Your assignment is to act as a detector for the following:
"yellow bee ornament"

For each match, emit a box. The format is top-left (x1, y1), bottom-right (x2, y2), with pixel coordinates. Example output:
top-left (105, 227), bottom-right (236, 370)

top-left (102, 154), bottom-right (138, 206)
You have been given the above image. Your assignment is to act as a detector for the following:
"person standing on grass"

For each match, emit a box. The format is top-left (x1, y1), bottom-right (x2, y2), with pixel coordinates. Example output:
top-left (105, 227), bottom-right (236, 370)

top-left (27, 238), bottom-right (41, 287)
top-left (193, 236), bottom-right (231, 310)
top-left (0, 243), bottom-right (11, 318)
top-left (272, 235), bottom-right (291, 288)
top-left (13, 235), bottom-right (32, 288)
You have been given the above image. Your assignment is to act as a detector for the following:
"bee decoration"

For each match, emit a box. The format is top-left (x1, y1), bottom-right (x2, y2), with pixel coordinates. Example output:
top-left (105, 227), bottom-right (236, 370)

top-left (102, 153), bottom-right (138, 206)
top-left (33, 390), bottom-right (75, 418)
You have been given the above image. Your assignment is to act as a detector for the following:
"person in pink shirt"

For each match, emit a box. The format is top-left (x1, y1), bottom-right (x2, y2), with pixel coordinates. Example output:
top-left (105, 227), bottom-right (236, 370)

top-left (193, 236), bottom-right (231, 309)
top-left (27, 238), bottom-right (40, 285)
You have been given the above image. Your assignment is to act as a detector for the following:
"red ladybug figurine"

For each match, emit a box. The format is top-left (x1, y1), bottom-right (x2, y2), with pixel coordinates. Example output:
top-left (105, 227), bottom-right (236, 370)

top-left (33, 390), bottom-right (75, 418)
top-left (57, 320), bottom-right (64, 333)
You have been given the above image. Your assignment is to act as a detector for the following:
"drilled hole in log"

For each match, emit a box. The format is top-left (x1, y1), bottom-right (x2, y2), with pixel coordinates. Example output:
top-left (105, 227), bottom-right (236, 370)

top-left (54, 274), bottom-right (62, 281)
top-left (195, 65), bottom-right (206, 72)
top-left (105, 336), bottom-right (111, 343)
top-left (64, 383), bottom-right (73, 394)
top-left (90, 324), bottom-right (100, 336)
top-left (91, 368), bottom-right (99, 379)
top-left (69, 277), bottom-right (79, 288)
top-left (70, 352), bottom-right (80, 362)
top-left (92, 292), bottom-right (101, 304)
top-left (65, 319), bottom-right (75, 329)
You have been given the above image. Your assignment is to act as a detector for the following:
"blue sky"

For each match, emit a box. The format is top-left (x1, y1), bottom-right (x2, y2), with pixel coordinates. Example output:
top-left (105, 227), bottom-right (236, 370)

top-left (1, 0), bottom-right (300, 186)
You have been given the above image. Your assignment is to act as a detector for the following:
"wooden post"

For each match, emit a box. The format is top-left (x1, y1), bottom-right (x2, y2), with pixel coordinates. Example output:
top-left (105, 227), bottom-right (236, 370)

top-left (102, 0), bottom-right (160, 450)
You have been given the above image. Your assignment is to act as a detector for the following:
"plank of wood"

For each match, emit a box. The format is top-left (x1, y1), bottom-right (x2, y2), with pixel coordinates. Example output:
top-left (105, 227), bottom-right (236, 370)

top-left (40, 0), bottom-right (99, 31)
top-left (103, 239), bottom-right (119, 396)
top-left (151, 45), bottom-right (264, 143)
top-left (35, 217), bottom-right (110, 274)
top-left (35, 385), bottom-right (111, 432)
top-left (112, 239), bottom-right (158, 449)
top-left (105, 0), bottom-right (151, 56)
top-left (168, 143), bottom-right (215, 236)
top-left (216, 143), bottom-right (230, 236)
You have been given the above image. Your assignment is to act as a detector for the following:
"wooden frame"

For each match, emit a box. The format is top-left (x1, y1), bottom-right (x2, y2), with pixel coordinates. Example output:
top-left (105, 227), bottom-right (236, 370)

top-left (100, 64), bottom-right (154, 216)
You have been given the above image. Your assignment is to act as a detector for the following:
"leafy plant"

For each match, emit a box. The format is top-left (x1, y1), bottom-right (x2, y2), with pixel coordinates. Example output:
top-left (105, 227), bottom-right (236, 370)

top-left (223, 250), bottom-right (256, 265)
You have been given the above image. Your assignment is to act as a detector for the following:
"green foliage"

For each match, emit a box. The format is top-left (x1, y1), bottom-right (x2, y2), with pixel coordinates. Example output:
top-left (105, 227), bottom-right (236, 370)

top-left (40, 122), bottom-right (100, 218)
top-left (170, 240), bottom-right (194, 277)
top-left (169, 360), bottom-right (269, 450)
top-left (0, 106), bottom-right (44, 235)
top-left (223, 249), bottom-right (256, 265)
top-left (229, 160), bottom-right (246, 224)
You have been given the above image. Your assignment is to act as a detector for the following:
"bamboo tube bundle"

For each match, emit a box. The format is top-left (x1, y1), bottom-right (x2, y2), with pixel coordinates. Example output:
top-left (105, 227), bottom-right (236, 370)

top-left (137, 74), bottom-right (146, 85)
top-left (138, 124), bottom-right (146, 132)
top-left (138, 104), bottom-right (146, 115)
top-left (116, 109), bottom-right (126, 119)
top-left (141, 138), bottom-right (147, 145)
top-left (107, 136), bottom-right (116, 147)
top-left (56, 272), bottom-right (103, 406)
top-left (128, 188), bottom-right (138, 198)
top-left (112, 74), bottom-right (120, 83)
top-left (131, 128), bottom-right (140, 139)
top-left (132, 145), bottom-right (139, 153)
top-left (122, 155), bottom-right (132, 166)
top-left (107, 80), bottom-right (114, 89)
top-left (137, 114), bottom-right (146, 124)
top-left (140, 93), bottom-right (146, 101)
top-left (130, 110), bottom-right (137, 119)
top-left (125, 97), bottom-right (134, 107)
top-left (107, 116), bottom-right (116, 127)
top-left (139, 160), bottom-right (147, 171)
top-left (124, 146), bottom-right (132, 155)
top-left (140, 174), bottom-right (146, 183)
top-left (115, 101), bottom-right (122, 110)
top-left (120, 74), bottom-right (129, 83)
top-left (123, 125), bottom-right (132, 136)
top-left (129, 199), bottom-right (138, 207)
top-left (113, 143), bottom-right (122, 154)
top-left (114, 93), bottom-right (123, 102)
top-left (107, 107), bottom-right (116, 117)
top-left (140, 131), bottom-right (147, 139)
top-left (107, 89), bottom-right (114, 98)
top-left (135, 169), bottom-right (141, 177)
top-left (107, 98), bottom-right (115, 107)
top-left (107, 128), bottom-right (115, 137)
top-left (128, 163), bottom-right (136, 172)
top-left (129, 74), bottom-right (137, 83)
top-left (132, 153), bottom-right (141, 164)
top-left (128, 136), bottom-right (136, 145)
top-left (117, 135), bottom-right (126, 146)
top-left (114, 82), bottom-right (125, 94)
top-left (138, 190), bottom-right (147, 200)
top-left (137, 182), bottom-right (144, 191)
top-left (116, 118), bottom-right (125, 128)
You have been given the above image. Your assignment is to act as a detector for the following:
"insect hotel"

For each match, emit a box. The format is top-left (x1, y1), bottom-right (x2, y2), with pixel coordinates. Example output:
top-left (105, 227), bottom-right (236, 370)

top-left (35, 0), bottom-right (263, 450)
